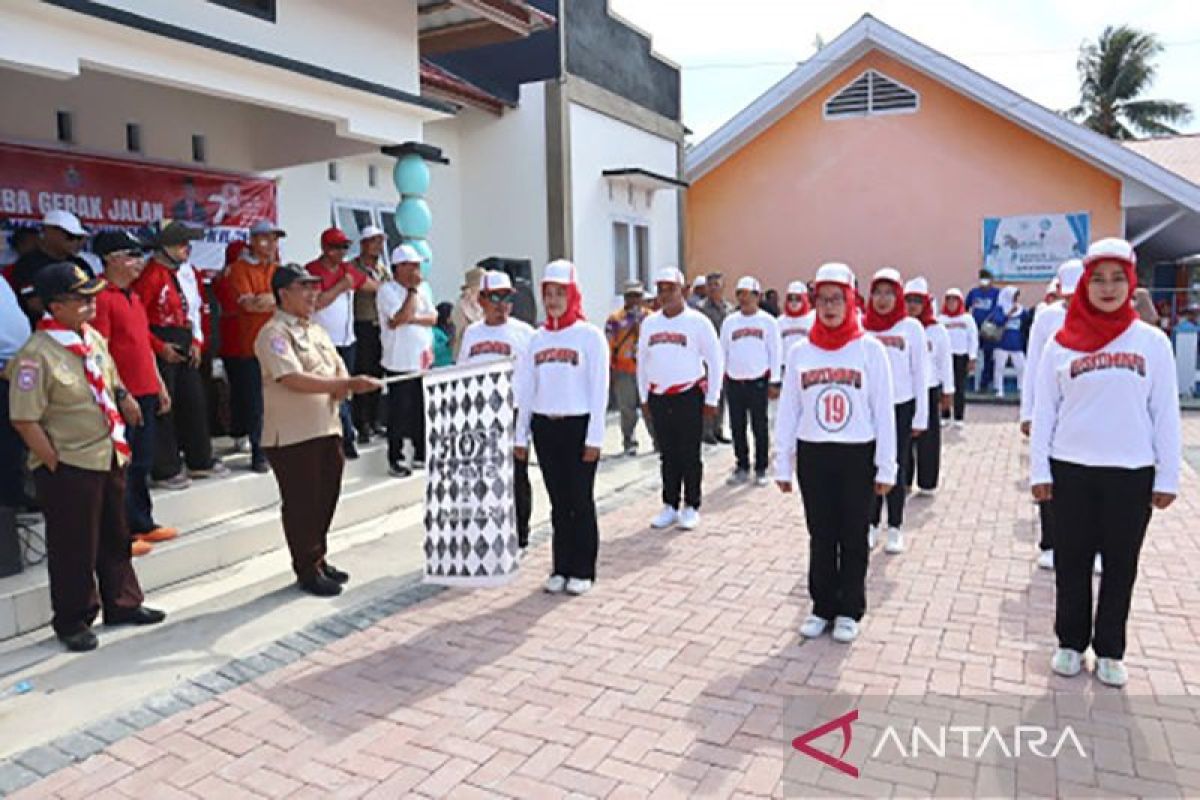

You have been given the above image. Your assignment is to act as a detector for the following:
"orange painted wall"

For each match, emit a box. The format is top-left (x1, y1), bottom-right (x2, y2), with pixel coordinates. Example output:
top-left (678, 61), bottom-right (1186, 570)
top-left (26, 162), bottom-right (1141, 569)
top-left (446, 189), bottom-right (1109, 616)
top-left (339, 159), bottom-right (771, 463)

top-left (686, 50), bottom-right (1123, 298)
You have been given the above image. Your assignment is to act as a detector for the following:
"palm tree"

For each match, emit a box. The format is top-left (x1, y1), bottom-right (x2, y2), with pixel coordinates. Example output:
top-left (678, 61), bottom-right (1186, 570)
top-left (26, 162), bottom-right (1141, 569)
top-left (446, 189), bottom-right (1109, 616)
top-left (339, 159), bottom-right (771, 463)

top-left (1067, 25), bottom-right (1192, 140)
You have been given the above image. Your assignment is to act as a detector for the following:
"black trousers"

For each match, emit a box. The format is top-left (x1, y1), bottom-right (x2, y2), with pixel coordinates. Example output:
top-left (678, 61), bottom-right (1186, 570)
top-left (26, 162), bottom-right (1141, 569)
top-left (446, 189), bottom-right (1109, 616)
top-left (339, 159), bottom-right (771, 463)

top-left (153, 329), bottom-right (215, 479)
top-left (225, 356), bottom-right (264, 462)
top-left (1038, 500), bottom-right (1055, 551)
top-left (385, 370), bottom-right (425, 465)
top-left (871, 399), bottom-right (914, 528)
top-left (0, 377), bottom-right (28, 508)
top-left (531, 414), bottom-right (598, 581)
top-left (264, 435), bottom-right (344, 582)
top-left (949, 354), bottom-right (969, 421)
top-left (352, 321), bottom-right (384, 432)
top-left (797, 441), bottom-right (876, 621)
top-left (335, 344), bottom-right (356, 446)
top-left (514, 456), bottom-right (532, 548)
top-left (1051, 459), bottom-right (1154, 659)
top-left (648, 386), bottom-right (704, 510)
top-left (907, 386), bottom-right (942, 491)
top-left (126, 395), bottom-right (160, 534)
top-left (726, 376), bottom-right (769, 473)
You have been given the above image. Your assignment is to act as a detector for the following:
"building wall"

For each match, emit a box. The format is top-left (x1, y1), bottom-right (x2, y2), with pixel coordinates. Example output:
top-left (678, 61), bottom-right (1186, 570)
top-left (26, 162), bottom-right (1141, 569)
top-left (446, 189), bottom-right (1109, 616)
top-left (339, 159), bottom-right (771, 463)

top-left (569, 102), bottom-right (680, 322)
top-left (687, 50), bottom-right (1124, 297)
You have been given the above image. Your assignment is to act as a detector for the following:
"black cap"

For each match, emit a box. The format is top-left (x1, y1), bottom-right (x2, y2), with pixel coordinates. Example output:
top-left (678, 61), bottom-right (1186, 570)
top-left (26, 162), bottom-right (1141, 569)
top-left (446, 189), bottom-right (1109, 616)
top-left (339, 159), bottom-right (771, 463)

top-left (154, 220), bottom-right (204, 248)
top-left (34, 262), bottom-right (105, 302)
top-left (92, 229), bottom-right (147, 259)
top-left (270, 262), bottom-right (319, 293)
top-left (979, 269), bottom-right (994, 279)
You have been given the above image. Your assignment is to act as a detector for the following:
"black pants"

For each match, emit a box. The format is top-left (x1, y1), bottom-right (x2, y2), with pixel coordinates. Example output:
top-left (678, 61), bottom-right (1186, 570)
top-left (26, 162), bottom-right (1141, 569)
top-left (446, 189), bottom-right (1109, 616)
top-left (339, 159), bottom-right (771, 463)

top-left (1051, 459), bottom-right (1154, 659)
top-left (949, 354), bottom-right (969, 421)
top-left (264, 435), bottom-right (344, 582)
top-left (0, 377), bottom-right (28, 508)
top-left (797, 441), bottom-right (876, 621)
top-left (531, 414), bottom-right (598, 581)
top-left (648, 386), bottom-right (704, 510)
top-left (385, 370), bottom-right (425, 466)
top-left (225, 356), bottom-right (264, 462)
top-left (126, 395), bottom-right (160, 534)
top-left (514, 456), bottom-right (532, 548)
top-left (154, 339), bottom-right (215, 479)
top-left (908, 386), bottom-right (942, 491)
top-left (335, 344), bottom-right (356, 446)
top-left (727, 376), bottom-right (769, 474)
top-left (352, 321), bottom-right (383, 433)
top-left (978, 340), bottom-right (997, 390)
top-left (1038, 500), bottom-right (1055, 551)
top-left (871, 399), bottom-right (914, 528)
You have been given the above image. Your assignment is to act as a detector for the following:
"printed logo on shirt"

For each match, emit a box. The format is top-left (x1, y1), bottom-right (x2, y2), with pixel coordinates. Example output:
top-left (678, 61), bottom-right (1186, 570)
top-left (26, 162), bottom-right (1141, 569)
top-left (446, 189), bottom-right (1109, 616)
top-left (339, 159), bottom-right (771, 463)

top-left (534, 347), bottom-right (579, 367)
top-left (815, 386), bottom-right (853, 433)
top-left (1069, 352), bottom-right (1146, 379)
top-left (876, 335), bottom-right (906, 351)
top-left (782, 328), bottom-right (809, 339)
top-left (469, 340), bottom-right (512, 359)
top-left (800, 367), bottom-right (863, 390)
top-left (15, 360), bottom-right (38, 391)
top-left (945, 321), bottom-right (969, 330)
top-left (270, 334), bottom-right (288, 355)
top-left (732, 327), bottom-right (765, 341)
top-left (648, 331), bottom-right (687, 347)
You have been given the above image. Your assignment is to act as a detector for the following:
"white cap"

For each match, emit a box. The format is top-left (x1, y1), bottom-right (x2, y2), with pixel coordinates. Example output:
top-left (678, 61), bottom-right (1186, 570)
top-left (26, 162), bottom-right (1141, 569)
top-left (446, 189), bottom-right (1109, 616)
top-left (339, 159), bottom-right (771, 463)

top-left (692, 275), bottom-right (707, 289)
top-left (542, 259), bottom-right (576, 285)
top-left (479, 270), bottom-right (513, 292)
top-left (945, 287), bottom-right (964, 300)
top-left (872, 267), bottom-right (902, 286)
top-left (735, 276), bottom-right (761, 293)
top-left (1045, 279), bottom-right (1059, 297)
top-left (786, 280), bottom-right (807, 296)
top-left (1083, 238), bottom-right (1137, 269)
top-left (42, 209), bottom-right (87, 236)
top-left (360, 225), bottom-right (385, 240)
top-left (903, 277), bottom-right (929, 296)
top-left (655, 266), bottom-right (685, 286)
top-left (813, 262), bottom-right (855, 288)
top-left (1056, 258), bottom-right (1084, 295)
top-left (389, 243), bottom-right (424, 264)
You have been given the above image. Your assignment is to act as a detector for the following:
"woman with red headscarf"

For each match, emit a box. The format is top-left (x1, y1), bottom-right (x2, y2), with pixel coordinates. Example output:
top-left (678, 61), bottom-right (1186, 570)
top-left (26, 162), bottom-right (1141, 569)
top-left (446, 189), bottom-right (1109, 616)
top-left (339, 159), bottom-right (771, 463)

top-left (779, 280), bottom-right (816, 353)
top-left (937, 288), bottom-right (978, 428)
top-left (1030, 238), bottom-right (1181, 688)
top-left (904, 277), bottom-right (954, 495)
top-left (514, 260), bottom-right (609, 596)
top-left (863, 267), bottom-right (927, 556)
top-left (774, 263), bottom-right (896, 644)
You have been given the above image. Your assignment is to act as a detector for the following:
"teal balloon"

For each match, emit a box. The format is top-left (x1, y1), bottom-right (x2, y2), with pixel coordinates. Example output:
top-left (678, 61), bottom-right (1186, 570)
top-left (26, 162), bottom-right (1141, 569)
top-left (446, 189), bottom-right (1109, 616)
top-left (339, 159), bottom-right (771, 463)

top-left (408, 238), bottom-right (433, 278)
top-left (393, 154), bottom-right (430, 195)
top-left (396, 198), bottom-right (432, 238)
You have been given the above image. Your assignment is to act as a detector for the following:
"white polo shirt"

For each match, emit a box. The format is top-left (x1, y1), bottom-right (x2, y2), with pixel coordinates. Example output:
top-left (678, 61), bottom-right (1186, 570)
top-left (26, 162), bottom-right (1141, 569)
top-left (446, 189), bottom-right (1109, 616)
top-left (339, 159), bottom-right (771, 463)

top-left (376, 280), bottom-right (434, 372)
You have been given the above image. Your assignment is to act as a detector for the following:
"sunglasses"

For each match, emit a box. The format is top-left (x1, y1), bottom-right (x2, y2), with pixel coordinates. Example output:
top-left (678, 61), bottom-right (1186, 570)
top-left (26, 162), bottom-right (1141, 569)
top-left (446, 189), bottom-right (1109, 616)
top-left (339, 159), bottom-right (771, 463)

top-left (482, 292), bottom-right (515, 304)
top-left (329, 243), bottom-right (351, 250)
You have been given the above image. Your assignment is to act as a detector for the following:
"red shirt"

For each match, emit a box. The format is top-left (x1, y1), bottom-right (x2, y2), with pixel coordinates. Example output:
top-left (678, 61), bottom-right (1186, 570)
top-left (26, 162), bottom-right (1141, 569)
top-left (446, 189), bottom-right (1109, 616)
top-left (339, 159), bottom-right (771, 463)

top-left (92, 283), bottom-right (160, 396)
top-left (305, 257), bottom-right (367, 292)
top-left (132, 258), bottom-right (191, 355)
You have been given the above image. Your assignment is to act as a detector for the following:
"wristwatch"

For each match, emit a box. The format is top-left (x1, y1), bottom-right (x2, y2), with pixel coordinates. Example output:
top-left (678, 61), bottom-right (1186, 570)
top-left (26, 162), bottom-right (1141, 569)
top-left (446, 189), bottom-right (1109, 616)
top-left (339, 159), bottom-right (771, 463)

top-left (114, 387), bottom-right (129, 402)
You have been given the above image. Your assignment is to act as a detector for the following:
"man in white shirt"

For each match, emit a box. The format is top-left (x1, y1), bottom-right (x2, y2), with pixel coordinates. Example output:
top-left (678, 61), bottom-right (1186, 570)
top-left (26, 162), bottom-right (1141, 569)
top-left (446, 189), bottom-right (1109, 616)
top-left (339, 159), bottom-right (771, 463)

top-left (1, 276), bottom-right (32, 508)
top-left (377, 245), bottom-right (435, 477)
top-left (719, 276), bottom-right (782, 486)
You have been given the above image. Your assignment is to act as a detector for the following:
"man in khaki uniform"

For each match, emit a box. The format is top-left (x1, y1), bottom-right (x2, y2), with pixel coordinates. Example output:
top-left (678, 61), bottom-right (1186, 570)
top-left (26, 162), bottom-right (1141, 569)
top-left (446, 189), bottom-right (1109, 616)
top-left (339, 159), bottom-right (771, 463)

top-left (255, 263), bottom-right (382, 597)
top-left (8, 262), bottom-right (165, 652)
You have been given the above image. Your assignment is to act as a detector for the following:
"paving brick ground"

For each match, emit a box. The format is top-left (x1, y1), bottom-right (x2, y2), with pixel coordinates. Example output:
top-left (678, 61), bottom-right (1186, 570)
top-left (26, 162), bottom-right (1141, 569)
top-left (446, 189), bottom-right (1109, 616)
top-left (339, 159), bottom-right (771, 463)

top-left (11, 405), bottom-right (1200, 799)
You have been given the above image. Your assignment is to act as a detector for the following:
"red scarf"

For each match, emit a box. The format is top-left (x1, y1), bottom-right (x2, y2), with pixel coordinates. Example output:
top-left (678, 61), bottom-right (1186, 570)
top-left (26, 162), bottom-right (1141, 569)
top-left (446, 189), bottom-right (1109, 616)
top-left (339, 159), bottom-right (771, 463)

top-left (38, 317), bottom-right (132, 460)
top-left (808, 285), bottom-right (863, 351)
top-left (543, 275), bottom-right (586, 331)
top-left (910, 293), bottom-right (936, 327)
top-left (863, 278), bottom-right (907, 332)
top-left (942, 294), bottom-right (966, 317)
top-left (1055, 259), bottom-right (1139, 352)
top-left (783, 294), bottom-right (811, 318)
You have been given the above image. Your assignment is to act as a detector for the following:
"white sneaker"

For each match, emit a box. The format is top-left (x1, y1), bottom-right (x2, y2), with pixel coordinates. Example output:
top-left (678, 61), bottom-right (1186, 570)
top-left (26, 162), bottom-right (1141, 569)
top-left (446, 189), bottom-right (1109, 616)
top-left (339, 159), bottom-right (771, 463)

top-left (754, 472), bottom-right (769, 487)
top-left (650, 505), bottom-right (679, 529)
top-left (1094, 554), bottom-right (1103, 575)
top-left (868, 525), bottom-right (880, 549)
top-left (884, 527), bottom-right (905, 554)
top-left (726, 469), bottom-right (749, 486)
top-left (544, 575), bottom-right (566, 594)
top-left (1095, 657), bottom-right (1128, 687)
top-left (1037, 550), bottom-right (1055, 570)
top-left (678, 507), bottom-right (700, 530)
top-left (831, 616), bottom-right (860, 643)
top-left (1051, 647), bottom-right (1082, 677)
top-left (954, 420), bottom-right (965, 430)
top-left (565, 578), bottom-right (593, 596)
top-left (918, 486), bottom-right (936, 497)
top-left (799, 615), bottom-right (829, 639)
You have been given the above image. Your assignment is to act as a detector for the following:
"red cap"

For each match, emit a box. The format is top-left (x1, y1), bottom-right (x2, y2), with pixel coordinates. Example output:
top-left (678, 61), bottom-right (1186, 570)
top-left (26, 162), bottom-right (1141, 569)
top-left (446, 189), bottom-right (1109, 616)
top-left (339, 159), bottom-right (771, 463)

top-left (320, 227), bottom-right (351, 248)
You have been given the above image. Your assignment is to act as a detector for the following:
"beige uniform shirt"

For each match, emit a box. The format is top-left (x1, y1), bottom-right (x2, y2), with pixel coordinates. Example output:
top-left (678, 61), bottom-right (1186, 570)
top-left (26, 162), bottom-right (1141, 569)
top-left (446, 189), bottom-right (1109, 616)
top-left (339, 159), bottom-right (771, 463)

top-left (7, 329), bottom-right (129, 471)
top-left (254, 311), bottom-right (347, 448)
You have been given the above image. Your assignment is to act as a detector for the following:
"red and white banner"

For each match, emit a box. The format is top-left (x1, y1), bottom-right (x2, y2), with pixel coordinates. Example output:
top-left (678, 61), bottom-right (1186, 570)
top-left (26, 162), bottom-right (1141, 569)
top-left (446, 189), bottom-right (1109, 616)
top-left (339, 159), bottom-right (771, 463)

top-left (0, 141), bottom-right (277, 271)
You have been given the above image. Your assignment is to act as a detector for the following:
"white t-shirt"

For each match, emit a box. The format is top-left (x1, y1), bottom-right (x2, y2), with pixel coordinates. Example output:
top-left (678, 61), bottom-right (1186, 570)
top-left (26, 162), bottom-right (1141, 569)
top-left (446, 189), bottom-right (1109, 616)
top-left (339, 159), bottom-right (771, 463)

top-left (773, 336), bottom-right (898, 484)
top-left (938, 313), bottom-right (979, 359)
top-left (866, 317), bottom-right (928, 425)
top-left (923, 323), bottom-right (955, 394)
top-left (515, 322), bottom-right (610, 449)
top-left (0, 278), bottom-right (30, 365)
top-left (720, 309), bottom-right (782, 382)
top-left (636, 307), bottom-right (723, 405)
top-left (1030, 321), bottom-right (1181, 493)
top-left (376, 280), bottom-right (433, 372)
top-left (457, 318), bottom-right (535, 408)
top-left (779, 310), bottom-right (816, 353)
top-left (1019, 302), bottom-right (1066, 423)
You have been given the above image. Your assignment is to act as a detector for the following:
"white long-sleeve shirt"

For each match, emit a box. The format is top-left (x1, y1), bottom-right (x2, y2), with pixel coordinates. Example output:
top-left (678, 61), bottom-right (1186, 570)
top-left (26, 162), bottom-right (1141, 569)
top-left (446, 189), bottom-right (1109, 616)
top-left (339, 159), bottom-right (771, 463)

top-left (720, 309), bottom-right (782, 382)
top-left (1019, 302), bottom-right (1066, 423)
top-left (177, 262), bottom-right (205, 347)
top-left (779, 310), bottom-right (816, 352)
top-left (938, 313), bottom-right (979, 359)
top-left (515, 322), bottom-right (610, 449)
top-left (1030, 321), bottom-right (1181, 493)
top-left (923, 323), bottom-right (955, 394)
top-left (457, 318), bottom-right (535, 408)
top-left (773, 336), bottom-right (897, 484)
top-left (636, 307), bottom-right (723, 405)
top-left (867, 318), bottom-right (928, 426)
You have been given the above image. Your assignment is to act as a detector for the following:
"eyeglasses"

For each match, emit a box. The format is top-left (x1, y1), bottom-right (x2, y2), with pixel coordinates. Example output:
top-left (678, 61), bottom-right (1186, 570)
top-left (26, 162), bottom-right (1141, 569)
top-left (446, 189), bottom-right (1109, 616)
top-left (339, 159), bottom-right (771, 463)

top-left (329, 243), bottom-right (351, 251)
top-left (814, 295), bottom-right (846, 307)
top-left (483, 292), bottom-right (515, 304)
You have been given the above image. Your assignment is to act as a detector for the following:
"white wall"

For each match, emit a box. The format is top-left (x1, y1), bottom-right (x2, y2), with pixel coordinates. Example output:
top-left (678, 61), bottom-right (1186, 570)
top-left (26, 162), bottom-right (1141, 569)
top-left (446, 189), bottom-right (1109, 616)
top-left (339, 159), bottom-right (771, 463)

top-left (568, 102), bottom-right (680, 324)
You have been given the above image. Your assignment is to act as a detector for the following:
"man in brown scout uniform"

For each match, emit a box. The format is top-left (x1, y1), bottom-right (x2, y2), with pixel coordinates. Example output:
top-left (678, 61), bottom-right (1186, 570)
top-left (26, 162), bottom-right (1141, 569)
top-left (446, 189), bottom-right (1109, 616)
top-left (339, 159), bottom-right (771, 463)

top-left (8, 262), bottom-right (165, 652)
top-left (254, 263), bottom-right (383, 597)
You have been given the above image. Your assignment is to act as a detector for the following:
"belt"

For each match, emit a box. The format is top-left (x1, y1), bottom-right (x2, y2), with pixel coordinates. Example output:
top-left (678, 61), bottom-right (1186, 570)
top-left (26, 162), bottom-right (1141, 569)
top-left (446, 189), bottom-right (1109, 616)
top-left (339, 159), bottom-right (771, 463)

top-left (650, 378), bottom-right (706, 396)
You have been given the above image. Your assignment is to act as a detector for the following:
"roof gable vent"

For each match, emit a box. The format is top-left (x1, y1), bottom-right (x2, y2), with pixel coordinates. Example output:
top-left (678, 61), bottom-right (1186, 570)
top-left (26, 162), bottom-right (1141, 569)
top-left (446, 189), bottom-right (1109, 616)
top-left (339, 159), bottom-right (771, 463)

top-left (824, 69), bottom-right (919, 119)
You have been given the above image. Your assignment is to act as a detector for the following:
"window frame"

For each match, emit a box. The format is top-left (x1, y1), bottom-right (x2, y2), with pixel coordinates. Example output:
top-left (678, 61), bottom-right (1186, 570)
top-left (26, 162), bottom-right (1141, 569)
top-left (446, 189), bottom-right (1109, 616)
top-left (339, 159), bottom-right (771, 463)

top-left (610, 215), bottom-right (651, 297)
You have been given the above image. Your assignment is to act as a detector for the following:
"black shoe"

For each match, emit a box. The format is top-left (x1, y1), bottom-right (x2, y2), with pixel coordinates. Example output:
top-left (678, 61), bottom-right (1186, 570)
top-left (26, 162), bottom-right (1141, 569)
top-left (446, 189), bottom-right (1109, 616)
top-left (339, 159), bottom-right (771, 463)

top-left (714, 434), bottom-right (732, 444)
top-left (105, 606), bottom-right (167, 626)
top-left (388, 462), bottom-right (412, 478)
top-left (343, 442), bottom-right (360, 460)
top-left (251, 458), bottom-right (270, 474)
top-left (702, 435), bottom-right (719, 446)
top-left (58, 629), bottom-right (98, 652)
top-left (299, 573), bottom-right (343, 597)
top-left (322, 563), bottom-right (350, 584)
top-left (356, 430), bottom-right (371, 446)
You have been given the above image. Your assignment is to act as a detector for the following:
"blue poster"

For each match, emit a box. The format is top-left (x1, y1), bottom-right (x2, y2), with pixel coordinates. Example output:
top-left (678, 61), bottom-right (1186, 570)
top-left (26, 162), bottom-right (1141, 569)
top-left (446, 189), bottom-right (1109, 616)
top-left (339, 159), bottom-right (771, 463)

top-left (982, 212), bottom-right (1089, 281)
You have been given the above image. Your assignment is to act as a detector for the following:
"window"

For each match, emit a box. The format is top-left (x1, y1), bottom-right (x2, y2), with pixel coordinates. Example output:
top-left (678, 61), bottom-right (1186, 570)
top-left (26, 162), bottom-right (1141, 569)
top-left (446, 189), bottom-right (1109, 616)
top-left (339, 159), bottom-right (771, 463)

top-left (56, 111), bottom-right (73, 144)
top-left (208, 0), bottom-right (276, 22)
top-left (368, 164), bottom-right (379, 189)
top-left (191, 134), bottom-right (207, 163)
top-left (328, 162), bottom-right (340, 183)
top-left (125, 123), bottom-right (142, 154)
top-left (331, 200), bottom-right (403, 257)
top-left (612, 220), bottom-right (650, 294)
top-left (823, 70), bottom-right (919, 119)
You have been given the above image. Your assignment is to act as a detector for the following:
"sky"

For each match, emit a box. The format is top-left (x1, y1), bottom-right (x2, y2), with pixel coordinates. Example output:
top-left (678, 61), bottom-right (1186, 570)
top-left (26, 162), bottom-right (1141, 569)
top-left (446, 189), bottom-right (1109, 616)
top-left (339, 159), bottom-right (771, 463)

top-left (607, 0), bottom-right (1200, 145)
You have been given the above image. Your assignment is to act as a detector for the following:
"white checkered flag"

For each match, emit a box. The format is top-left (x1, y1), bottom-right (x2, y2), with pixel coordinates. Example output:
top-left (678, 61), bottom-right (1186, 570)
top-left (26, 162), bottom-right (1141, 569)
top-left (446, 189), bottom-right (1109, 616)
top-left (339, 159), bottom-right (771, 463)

top-left (421, 359), bottom-right (519, 587)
